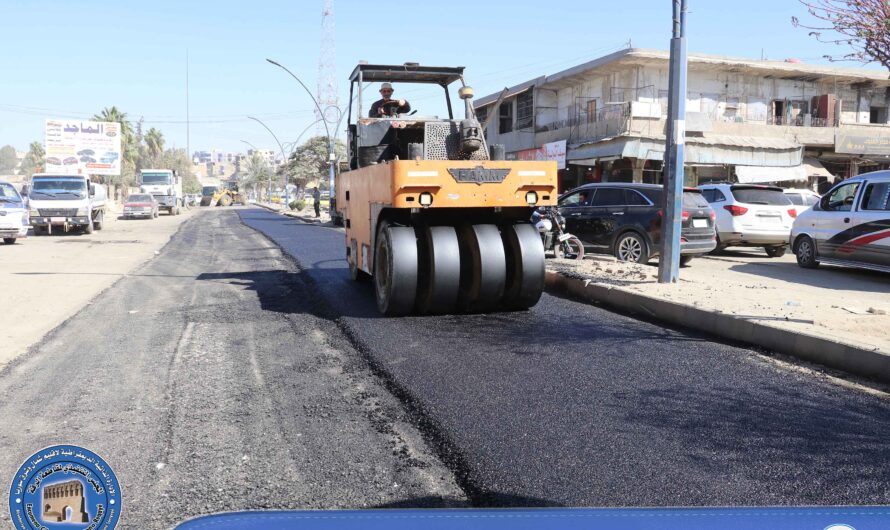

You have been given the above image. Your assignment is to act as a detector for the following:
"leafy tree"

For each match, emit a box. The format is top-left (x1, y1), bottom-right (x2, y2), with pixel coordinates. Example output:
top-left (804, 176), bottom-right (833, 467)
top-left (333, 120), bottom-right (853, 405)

top-left (93, 106), bottom-right (138, 187)
top-left (153, 148), bottom-right (200, 193)
top-left (19, 141), bottom-right (45, 177)
top-left (793, 1), bottom-right (890, 69)
top-left (278, 136), bottom-right (346, 195)
top-left (0, 145), bottom-right (17, 173)
top-left (145, 128), bottom-right (165, 160)
top-left (242, 152), bottom-right (273, 199)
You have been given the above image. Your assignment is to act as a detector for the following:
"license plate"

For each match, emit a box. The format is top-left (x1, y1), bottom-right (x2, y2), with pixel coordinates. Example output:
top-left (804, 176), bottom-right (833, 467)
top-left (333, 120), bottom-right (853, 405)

top-left (50, 217), bottom-right (66, 223)
top-left (759, 215), bottom-right (781, 224)
top-left (692, 218), bottom-right (708, 228)
top-left (558, 233), bottom-right (573, 242)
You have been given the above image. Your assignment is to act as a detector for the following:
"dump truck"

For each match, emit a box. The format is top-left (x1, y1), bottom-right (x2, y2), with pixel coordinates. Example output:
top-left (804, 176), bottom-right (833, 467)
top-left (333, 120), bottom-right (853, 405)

top-left (335, 63), bottom-right (557, 316)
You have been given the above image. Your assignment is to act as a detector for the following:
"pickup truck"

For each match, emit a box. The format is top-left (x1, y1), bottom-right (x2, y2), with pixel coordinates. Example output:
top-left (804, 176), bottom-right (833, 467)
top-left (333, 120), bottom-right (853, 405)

top-left (27, 173), bottom-right (107, 235)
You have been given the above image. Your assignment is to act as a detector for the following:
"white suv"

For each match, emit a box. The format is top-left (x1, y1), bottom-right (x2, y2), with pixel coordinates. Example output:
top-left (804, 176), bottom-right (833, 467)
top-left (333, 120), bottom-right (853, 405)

top-left (783, 188), bottom-right (821, 217)
top-left (791, 171), bottom-right (890, 273)
top-left (698, 183), bottom-right (797, 257)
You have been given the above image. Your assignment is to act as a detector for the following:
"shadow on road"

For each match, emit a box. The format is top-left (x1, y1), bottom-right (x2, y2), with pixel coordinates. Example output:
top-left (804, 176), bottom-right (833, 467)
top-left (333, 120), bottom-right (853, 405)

top-left (729, 261), bottom-right (890, 294)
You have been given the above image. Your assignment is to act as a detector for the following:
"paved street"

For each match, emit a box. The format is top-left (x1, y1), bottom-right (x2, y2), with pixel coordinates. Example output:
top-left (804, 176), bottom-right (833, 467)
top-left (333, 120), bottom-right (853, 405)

top-left (0, 208), bottom-right (463, 530)
top-left (2, 207), bottom-right (890, 530)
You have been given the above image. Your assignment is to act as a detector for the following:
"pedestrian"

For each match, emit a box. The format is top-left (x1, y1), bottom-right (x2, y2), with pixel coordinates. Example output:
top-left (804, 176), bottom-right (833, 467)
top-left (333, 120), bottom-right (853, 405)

top-left (313, 187), bottom-right (321, 218)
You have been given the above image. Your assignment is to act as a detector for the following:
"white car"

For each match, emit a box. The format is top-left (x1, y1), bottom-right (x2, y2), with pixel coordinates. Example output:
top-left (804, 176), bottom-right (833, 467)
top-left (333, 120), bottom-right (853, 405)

top-left (783, 188), bottom-right (821, 217)
top-left (0, 180), bottom-right (30, 244)
top-left (699, 183), bottom-right (798, 257)
top-left (791, 171), bottom-right (890, 273)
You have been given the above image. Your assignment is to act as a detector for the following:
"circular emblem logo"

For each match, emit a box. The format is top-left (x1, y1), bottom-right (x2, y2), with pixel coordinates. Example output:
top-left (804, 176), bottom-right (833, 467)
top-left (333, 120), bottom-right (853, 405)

top-left (8, 445), bottom-right (121, 530)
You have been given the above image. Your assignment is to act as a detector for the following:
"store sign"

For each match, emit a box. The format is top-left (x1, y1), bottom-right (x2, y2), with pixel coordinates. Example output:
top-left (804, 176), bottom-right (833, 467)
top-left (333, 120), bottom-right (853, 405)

top-left (835, 132), bottom-right (890, 156)
top-left (515, 140), bottom-right (566, 169)
top-left (45, 119), bottom-right (122, 175)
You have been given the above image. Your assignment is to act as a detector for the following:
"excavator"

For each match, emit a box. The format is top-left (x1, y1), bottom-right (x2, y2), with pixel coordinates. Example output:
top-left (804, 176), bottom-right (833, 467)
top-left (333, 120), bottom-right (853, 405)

top-left (335, 63), bottom-right (558, 316)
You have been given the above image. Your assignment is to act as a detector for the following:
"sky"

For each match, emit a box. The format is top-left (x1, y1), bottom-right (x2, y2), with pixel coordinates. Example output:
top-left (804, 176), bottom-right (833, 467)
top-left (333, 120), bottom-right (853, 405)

top-left (0, 0), bottom-right (884, 155)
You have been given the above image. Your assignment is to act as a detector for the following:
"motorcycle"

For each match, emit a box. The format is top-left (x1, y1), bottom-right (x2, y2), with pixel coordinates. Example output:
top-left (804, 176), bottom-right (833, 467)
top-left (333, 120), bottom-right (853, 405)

top-left (532, 207), bottom-right (585, 260)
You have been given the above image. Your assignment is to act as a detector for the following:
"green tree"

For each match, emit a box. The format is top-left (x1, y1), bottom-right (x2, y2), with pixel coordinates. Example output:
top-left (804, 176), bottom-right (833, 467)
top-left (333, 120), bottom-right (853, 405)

top-left (793, 1), bottom-right (890, 70)
top-left (93, 106), bottom-right (138, 187)
top-left (154, 148), bottom-right (200, 193)
top-left (242, 152), bottom-right (272, 199)
top-left (0, 145), bottom-right (17, 173)
top-left (278, 136), bottom-right (346, 195)
top-left (145, 128), bottom-right (165, 160)
top-left (19, 142), bottom-right (45, 178)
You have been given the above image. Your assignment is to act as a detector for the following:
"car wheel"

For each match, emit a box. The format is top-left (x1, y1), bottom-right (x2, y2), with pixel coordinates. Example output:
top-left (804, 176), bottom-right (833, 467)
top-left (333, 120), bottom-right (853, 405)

top-left (795, 236), bottom-right (819, 269)
top-left (679, 255), bottom-right (693, 267)
top-left (711, 235), bottom-right (727, 255)
top-left (765, 245), bottom-right (787, 258)
top-left (3, 238), bottom-right (16, 245)
top-left (614, 232), bottom-right (649, 263)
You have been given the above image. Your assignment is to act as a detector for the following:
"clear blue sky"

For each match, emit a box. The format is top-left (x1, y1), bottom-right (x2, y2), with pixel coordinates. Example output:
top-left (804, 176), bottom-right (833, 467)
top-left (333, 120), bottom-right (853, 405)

top-left (0, 0), bottom-right (881, 154)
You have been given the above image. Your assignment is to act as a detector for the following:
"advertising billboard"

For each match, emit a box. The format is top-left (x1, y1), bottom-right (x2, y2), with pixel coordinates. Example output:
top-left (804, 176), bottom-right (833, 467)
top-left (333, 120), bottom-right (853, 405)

top-left (515, 140), bottom-right (567, 169)
top-left (45, 119), bottom-right (122, 175)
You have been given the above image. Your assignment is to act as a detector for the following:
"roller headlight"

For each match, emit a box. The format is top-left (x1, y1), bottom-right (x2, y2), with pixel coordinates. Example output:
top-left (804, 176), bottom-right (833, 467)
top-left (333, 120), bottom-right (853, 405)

top-left (419, 192), bottom-right (433, 207)
top-left (525, 191), bottom-right (538, 205)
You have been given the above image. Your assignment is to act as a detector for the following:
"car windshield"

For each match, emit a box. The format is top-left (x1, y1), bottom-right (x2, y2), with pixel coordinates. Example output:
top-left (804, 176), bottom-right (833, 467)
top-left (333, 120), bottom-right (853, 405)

top-left (730, 186), bottom-right (791, 205)
top-left (31, 177), bottom-right (86, 196)
top-left (142, 173), bottom-right (171, 184)
top-left (127, 194), bottom-right (152, 202)
top-left (0, 183), bottom-right (21, 201)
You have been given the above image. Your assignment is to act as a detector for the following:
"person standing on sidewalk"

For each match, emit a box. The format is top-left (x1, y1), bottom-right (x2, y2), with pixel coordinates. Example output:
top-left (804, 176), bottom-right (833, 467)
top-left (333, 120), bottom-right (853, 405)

top-left (312, 187), bottom-right (321, 218)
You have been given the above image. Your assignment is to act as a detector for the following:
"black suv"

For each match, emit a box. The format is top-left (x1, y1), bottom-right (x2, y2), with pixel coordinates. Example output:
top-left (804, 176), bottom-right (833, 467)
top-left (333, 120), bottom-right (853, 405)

top-left (557, 183), bottom-right (717, 265)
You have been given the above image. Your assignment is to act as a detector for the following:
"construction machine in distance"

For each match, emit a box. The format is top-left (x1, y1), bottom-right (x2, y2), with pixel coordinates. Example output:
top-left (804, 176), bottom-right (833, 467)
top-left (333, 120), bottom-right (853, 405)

top-left (335, 63), bottom-right (558, 316)
top-left (211, 181), bottom-right (246, 207)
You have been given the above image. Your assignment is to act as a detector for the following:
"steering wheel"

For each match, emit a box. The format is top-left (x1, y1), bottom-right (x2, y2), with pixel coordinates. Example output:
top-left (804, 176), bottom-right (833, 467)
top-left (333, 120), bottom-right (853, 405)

top-left (380, 100), bottom-right (403, 117)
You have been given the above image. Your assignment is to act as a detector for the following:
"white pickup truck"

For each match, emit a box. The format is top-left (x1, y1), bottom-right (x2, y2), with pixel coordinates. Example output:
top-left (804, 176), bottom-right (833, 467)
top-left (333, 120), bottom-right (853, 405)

top-left (27, 173), bottom-right (107, 235)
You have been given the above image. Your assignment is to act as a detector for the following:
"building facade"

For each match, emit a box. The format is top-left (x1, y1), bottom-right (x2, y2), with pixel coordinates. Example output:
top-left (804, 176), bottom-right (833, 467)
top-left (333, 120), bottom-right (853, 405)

top-left (475, 48), bottom-right (890, 193)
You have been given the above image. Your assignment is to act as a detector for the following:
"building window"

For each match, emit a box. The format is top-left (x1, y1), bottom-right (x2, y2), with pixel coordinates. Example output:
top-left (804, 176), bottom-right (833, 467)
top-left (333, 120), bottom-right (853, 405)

top-left (586, 99), bottom-right (598, 122)
top-left (499, 101), bottom-right (513, 134)
top-left (870, 106), bottom-right (887, 124)
top-left (515, 91), bottom-right (534, 130)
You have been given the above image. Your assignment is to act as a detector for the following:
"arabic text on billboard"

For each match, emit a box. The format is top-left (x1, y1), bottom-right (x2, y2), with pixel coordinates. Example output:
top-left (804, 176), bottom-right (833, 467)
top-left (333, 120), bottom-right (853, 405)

top-left (515, 140), bottom-right (566, 169)
top-left (45, 119), bottom-right (122, 176)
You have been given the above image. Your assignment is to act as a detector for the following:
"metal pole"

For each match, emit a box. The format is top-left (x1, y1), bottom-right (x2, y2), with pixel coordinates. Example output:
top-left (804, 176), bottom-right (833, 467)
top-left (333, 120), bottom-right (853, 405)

top-left (248, 116), bottom-right (289, 208)
top-left (186, 50), bottom-right (190, 167)
top-left (241, 139), bottom-right (269, 203)
top-left (658, 0), bottom-right (688, 284)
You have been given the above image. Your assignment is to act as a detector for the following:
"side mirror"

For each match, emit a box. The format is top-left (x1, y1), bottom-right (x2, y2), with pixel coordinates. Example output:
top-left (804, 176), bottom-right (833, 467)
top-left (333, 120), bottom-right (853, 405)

top-left (408, 110), bottom-right (417, 116)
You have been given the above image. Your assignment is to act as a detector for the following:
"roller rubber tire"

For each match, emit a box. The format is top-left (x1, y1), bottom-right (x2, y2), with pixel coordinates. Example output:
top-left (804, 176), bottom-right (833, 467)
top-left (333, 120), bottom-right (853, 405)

top-left (501, 223), bottom-right (545, 310)
top-left (457, 224), bottom-right (506, 313)
top-left (416, 226), bottom-right (461, 314)
top-left (374, 224), bottom-right (419, 316)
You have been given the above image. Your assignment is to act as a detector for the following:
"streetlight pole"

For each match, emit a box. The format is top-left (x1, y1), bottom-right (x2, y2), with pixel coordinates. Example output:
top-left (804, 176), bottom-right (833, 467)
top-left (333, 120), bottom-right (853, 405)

top-left (248, 116), bottom-right (290, 208)
top-left (241, 139), bottom-right (271, 204)
top-left (266, 58), bottom-right (339, 220)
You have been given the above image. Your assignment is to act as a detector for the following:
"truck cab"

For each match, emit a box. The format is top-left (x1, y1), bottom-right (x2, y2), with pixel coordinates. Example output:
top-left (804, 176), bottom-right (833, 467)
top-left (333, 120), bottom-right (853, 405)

top-left (27, 173), bottom-right (107, 235)
top-left (140, 169), bottom-right (183, 215)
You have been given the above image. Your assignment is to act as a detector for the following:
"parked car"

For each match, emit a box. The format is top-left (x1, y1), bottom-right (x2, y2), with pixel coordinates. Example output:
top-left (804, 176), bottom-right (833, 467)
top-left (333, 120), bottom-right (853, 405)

top-left (783, 188), bottom-right (821, 217)
top-left (557, 183), bottom-right (717, 266)
top-left (791, 171), bottom-right (890, 273)
top-left (123, 193), bottom-right (159, 219)
top-left (698, 183), bottom-right (796, 257)
top-left (0, 180), bottom-right (29, 244)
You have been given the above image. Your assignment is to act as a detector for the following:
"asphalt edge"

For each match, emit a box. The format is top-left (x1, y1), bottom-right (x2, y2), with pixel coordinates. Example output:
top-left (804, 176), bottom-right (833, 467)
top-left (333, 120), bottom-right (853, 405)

top-left (544, 270), bottom-right (890, 385)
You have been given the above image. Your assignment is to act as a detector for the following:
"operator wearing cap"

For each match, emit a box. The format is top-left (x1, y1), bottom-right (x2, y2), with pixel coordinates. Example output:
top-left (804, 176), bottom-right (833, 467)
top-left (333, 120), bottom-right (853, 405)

top-left (369, 83), bottom-right (411, 118)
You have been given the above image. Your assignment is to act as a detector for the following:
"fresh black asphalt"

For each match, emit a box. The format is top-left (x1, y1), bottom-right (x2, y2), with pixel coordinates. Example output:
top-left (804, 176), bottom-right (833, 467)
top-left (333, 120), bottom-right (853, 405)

top-left (240, 207), bottom-right (890, 508)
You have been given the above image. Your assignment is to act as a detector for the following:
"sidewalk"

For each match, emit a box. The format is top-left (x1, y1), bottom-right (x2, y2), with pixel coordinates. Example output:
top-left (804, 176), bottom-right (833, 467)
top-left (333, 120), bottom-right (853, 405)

top-left (251, 201), bottom-right (334, 225)
top-left (547, 250), bottom-right (890, 381)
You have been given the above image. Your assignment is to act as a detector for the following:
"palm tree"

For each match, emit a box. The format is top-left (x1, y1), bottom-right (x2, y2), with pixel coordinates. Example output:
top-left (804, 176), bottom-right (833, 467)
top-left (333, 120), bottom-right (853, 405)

top-left (94, 106), bottom-right (137, 186)
top-left (145, 128), bottom-right (165, 159)
top-left (19, 141), bottom-right (45, 177)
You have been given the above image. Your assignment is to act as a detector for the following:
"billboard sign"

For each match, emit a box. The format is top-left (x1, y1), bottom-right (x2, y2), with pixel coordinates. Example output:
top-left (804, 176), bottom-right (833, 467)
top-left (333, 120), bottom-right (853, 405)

top-left (45, 119), bottom-right (122, 175)
top-left (515, 140), bottom-right (567, 169)
top-left (835, 131), bottom-right (890, 156)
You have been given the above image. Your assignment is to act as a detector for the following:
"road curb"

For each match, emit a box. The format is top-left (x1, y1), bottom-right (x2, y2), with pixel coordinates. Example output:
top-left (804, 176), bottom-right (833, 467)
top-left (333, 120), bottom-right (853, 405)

top-left (544, 270), bottom-right (890, 384)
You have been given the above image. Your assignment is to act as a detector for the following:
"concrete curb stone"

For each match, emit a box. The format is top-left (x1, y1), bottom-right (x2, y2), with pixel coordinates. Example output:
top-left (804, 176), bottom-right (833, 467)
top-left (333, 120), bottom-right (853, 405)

top-left (544, 270), bottom-right (890, 384)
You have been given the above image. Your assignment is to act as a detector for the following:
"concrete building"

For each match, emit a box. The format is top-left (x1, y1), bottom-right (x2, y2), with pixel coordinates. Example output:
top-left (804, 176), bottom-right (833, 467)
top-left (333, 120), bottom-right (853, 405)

top-left (475, 48), bottom-right (890, 193)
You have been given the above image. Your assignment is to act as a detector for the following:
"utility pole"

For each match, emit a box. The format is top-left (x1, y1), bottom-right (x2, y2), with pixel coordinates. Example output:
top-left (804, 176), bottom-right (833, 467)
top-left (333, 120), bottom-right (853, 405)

top-left (658, 0), bottom-right (688, 284)
top-left (186, 50), bottom-right (190, 165)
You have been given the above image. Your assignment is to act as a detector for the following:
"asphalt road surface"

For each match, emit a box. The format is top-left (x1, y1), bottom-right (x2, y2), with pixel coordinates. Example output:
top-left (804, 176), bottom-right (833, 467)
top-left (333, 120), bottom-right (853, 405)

top-left (0, 209), bottom-right (464, 530)
top-left (240, 207), bottom-right (890, 508)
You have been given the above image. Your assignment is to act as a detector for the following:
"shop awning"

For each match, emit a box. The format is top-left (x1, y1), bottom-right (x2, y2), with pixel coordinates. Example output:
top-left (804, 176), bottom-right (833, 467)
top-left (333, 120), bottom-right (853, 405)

top-left (802, 157), bottom-right (836, 180)
top-left (735, 165), bottom-right (808, 183)
top-left (567, 134), bottom-right (802, 167)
